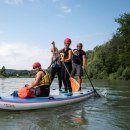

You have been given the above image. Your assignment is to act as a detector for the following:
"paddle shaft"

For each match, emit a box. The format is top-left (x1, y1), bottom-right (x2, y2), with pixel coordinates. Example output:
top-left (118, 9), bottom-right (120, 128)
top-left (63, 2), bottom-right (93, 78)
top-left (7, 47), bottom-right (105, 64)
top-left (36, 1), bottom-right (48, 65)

top-left (83, 68), bottom-right (96, 91)
top-left (47, 58), bottom-right (58, 70)
top-left (62, 61), bottom-right (71, 77)
top-left (84, 69), bottom-right (100, 97)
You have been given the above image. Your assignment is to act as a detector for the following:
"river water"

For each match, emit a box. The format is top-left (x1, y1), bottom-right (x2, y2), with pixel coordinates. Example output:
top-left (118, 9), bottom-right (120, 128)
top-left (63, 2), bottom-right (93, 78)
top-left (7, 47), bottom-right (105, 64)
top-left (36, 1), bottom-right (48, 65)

top-left (0, 78), bottom-right (130, 130)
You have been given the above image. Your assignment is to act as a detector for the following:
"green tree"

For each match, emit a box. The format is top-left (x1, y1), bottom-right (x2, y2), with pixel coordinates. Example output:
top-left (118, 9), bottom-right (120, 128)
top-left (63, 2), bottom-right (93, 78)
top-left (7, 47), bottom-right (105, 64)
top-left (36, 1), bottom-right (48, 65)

top-left (115, 13), bottom-right (130, 43)
top-left (86, 13), bottom-right (130, 80)
top-left (0, 66), bottom-right (7, 77)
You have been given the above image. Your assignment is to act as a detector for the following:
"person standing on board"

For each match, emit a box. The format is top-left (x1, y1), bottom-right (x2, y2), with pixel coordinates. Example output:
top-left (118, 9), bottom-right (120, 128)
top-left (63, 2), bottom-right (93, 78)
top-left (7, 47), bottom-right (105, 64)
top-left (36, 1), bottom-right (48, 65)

top-left (28, 62), bottom-right (51, 97)
top-left (59, 38), bottom-right (73, 96)
top-left (49, 46), bottom-right (62, 91)
top-left (71, 43), bottom-right (86, 91)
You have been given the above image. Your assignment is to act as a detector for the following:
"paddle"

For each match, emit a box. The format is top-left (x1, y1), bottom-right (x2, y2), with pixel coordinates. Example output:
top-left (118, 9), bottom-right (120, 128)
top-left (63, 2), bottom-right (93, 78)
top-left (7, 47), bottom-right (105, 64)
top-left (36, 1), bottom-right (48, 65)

top-left (83, 68), bottom-right (100, 97)
top-left (51, 42), bottom-right (80, 92)
top-left (73, 51), bottom-right (100, 97)
top-left (47, 58), bottom-right (58, 70)
top-left (62, 61), bottom-right (80, 92)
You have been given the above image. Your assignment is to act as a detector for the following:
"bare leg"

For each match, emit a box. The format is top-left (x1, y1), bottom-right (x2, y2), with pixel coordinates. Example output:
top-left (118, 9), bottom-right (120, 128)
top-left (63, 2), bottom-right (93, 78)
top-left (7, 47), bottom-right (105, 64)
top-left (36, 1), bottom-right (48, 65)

top-left (78, 76), bottom-right (82, 91)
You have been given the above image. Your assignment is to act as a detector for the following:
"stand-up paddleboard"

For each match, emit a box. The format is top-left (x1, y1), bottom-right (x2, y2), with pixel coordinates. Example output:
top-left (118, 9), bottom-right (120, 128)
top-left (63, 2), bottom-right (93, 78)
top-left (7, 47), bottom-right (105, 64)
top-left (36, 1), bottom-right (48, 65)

top-left (0, 89), bottom-right (94, 111)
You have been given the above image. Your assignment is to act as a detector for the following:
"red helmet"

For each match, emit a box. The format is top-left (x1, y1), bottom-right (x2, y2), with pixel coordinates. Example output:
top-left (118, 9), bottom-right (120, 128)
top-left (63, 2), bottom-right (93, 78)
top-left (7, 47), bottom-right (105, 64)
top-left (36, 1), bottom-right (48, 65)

top-left (33, 62), bottom-right (41, 69)
top-left (77, 43), bottom-right (83, 48)
top-left (64, 38), bottom-right (71, 45)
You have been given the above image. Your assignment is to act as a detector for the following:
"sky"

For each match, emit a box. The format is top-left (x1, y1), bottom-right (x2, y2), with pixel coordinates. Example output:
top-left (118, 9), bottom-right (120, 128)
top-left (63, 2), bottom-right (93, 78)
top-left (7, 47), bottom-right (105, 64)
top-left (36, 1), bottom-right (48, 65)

top-left (0, 0), bottom-right (130, 70)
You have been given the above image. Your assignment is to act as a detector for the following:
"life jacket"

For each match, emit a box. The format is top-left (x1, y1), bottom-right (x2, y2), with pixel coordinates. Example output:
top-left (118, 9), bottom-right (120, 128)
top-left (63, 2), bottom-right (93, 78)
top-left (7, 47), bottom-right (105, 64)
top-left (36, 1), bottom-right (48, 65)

top-left (38, 70), bottom-right (51, 86)
top-left (60, 48), bottom-right (72, 63)
top-left (18, 71), bottom-right (50, 99)
top-left (18, 87), bottom-right (36, 99)
top-left (52, 55), bottom-right (62, 68)
top-left (72, 49), bottom-right (86, 65)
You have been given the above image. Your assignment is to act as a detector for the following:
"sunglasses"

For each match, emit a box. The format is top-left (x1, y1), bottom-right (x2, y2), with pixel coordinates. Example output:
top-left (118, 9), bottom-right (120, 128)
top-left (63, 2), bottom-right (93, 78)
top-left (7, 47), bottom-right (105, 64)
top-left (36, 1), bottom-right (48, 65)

top-left (33, 66), bottom-right (38, 69)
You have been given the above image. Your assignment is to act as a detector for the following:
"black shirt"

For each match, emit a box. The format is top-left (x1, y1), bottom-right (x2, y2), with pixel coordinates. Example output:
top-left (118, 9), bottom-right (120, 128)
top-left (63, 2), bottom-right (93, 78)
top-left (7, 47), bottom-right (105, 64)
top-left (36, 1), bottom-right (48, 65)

top-left (72, 49), bottom-right (86, 65)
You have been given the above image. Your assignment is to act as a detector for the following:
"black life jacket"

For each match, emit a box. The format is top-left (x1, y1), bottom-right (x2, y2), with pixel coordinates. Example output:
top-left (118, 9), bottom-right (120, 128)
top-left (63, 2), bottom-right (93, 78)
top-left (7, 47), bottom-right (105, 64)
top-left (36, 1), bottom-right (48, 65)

top-left (62, 48), bottom-right (71, 59)
top-left (73, 49), bottom-right (86, 65)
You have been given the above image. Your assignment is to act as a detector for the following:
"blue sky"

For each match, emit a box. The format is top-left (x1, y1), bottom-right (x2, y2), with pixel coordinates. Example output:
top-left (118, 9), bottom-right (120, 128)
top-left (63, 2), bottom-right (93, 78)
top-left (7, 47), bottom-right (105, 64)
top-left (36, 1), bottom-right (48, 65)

top-left (0, 0), bottom-right (130, 69)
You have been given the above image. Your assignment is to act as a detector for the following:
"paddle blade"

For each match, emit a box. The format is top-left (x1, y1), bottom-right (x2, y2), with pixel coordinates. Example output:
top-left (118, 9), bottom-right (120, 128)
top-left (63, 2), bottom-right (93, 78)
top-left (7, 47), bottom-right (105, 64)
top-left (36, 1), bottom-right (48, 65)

top-left (69, 77), bottom-right (80, 92)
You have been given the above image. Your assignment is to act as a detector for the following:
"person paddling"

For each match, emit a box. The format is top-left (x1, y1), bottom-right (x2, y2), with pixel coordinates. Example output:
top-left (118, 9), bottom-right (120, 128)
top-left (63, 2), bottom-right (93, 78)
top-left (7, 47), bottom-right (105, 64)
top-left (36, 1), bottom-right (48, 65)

top-left (50, 47), bottom-right (62, 91)
top-left (59, 38), bottom-right (73, 96)
top-left (71, 43), bottom-right (86, 91)
top-left (28, 62), bottom-right (51, 97)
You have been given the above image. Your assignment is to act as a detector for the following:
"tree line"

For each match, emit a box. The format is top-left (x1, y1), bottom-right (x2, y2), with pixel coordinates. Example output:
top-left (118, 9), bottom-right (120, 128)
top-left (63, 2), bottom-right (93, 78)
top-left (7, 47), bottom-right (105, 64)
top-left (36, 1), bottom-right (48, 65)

top-left (0, 66), bottom-right (34, 78)
top-left (86, 13), bottom-right (130, 80)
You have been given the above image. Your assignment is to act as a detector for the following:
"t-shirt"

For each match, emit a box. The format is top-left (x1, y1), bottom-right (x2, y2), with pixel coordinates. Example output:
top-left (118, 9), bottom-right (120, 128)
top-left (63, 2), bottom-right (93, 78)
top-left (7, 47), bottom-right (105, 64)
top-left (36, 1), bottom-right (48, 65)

top-left (72, 49), bottom-right (86, 65)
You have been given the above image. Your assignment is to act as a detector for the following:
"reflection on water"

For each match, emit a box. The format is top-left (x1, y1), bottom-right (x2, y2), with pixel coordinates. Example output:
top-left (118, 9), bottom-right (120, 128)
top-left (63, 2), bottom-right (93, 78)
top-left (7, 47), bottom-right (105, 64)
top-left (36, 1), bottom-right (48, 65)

top-left (0, 78), bottom-right (130, 130)
top-left (0, 119), bottom-right (39, 130)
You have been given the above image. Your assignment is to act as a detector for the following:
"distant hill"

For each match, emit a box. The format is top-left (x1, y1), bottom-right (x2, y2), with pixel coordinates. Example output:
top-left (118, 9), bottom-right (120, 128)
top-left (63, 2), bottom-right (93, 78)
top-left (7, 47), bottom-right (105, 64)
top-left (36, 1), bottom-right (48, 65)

top-left (0, 68), bottom-right (34, 78)
top-left (5, 69), bottom-right (31, 74)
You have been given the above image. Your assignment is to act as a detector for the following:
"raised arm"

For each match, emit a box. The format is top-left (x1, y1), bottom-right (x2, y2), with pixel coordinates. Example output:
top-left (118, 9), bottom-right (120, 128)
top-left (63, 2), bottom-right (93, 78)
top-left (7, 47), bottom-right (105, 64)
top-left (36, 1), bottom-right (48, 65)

top-left (28, 71), bottom-right (44, 88)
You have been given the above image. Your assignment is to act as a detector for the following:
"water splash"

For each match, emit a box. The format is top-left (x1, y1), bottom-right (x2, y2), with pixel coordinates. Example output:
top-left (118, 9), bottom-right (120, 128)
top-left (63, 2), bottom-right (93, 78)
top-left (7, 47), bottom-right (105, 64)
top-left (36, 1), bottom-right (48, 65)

top-left (99, 88), bottom-right (108, 97)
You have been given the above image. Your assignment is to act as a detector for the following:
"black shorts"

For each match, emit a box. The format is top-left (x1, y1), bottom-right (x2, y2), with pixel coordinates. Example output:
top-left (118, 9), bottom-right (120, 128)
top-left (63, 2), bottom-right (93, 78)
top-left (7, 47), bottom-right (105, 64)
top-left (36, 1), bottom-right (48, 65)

top-left (35, 85), bottom-right (50, 97)
top-left (71, 63), bottom-right (83, 76)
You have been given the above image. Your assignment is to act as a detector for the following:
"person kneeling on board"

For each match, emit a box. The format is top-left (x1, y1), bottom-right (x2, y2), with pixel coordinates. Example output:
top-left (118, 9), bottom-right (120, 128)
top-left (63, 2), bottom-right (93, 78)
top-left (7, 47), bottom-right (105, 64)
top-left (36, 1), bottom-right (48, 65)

top-left (18, 62), bottom-right (51, 98)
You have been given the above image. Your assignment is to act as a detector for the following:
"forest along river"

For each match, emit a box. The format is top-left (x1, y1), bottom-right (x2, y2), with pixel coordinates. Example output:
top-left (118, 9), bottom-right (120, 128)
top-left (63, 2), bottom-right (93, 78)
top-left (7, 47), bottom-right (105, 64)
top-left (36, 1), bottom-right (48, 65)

top-left (0, 78), bottom-right (130, 130)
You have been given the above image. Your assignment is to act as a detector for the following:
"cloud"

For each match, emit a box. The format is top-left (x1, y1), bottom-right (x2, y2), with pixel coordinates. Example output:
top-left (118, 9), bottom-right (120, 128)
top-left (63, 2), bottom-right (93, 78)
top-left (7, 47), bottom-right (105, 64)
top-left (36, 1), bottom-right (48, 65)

top-left (56, 5), bottom-right (72, 17)
top-left (56, 14), bottom-right (65, 18)
top-left (4, 0), bottom-right (39, 5)
top-left (0, 42), bottom-right (51, 70)
top-left (61, 5), bottom-right (72, 14)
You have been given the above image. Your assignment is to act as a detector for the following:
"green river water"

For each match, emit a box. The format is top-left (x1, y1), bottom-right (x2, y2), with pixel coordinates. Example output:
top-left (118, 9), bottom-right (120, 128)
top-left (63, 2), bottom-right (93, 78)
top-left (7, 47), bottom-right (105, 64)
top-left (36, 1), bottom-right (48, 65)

top-left (0, 78), bottom-right (130, 130)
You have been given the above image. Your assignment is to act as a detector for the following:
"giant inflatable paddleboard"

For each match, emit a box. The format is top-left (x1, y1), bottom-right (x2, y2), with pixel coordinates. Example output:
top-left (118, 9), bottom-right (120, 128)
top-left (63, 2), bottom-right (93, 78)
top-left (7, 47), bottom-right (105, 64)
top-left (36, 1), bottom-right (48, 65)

top-left (0, 89), bottom-right (94, 110)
